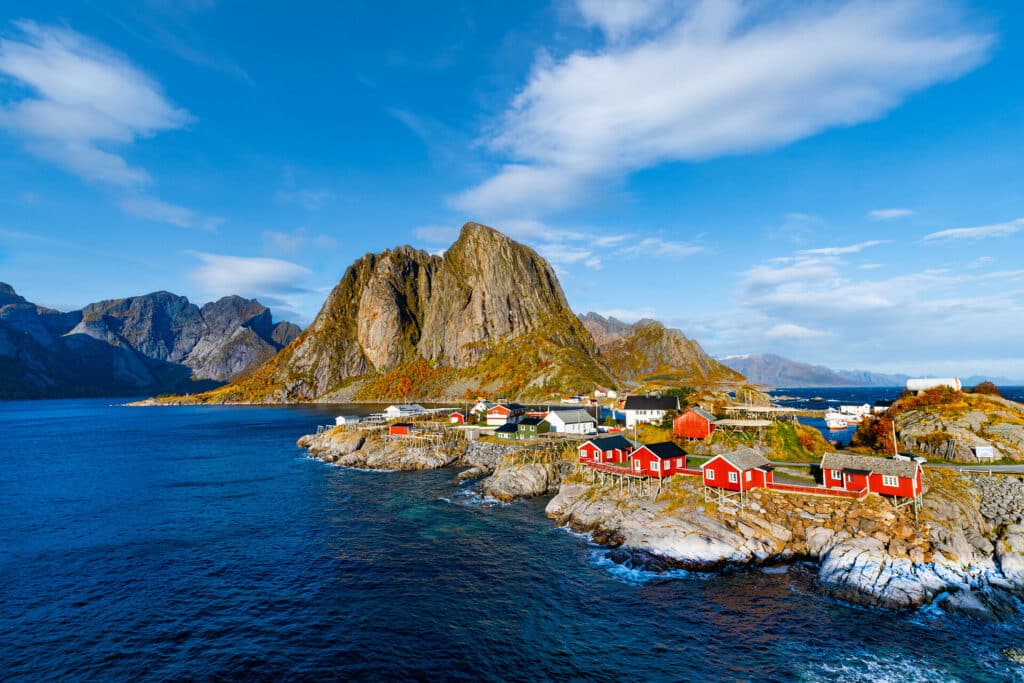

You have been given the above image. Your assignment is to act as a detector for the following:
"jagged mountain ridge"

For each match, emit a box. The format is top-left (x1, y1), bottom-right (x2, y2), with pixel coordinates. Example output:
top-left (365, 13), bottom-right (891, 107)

top-left (580, 312), bottom-right (743, 386)
top-left (0, 284), bottom-right (300, 399)
top-left (193, 223), bottom-right (620, 403)
top-left (719, 353), bottom-right (909, 387)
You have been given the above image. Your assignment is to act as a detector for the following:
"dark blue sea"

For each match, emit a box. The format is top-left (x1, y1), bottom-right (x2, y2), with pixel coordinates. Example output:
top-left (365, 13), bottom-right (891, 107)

top-left (775, 386), bottom-right (1024, 447)
top-left (3, 397), bottom-right (1024, 681)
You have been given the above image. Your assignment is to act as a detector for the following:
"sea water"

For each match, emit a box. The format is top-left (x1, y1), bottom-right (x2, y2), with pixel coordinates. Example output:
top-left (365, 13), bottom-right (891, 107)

top-left (3, 398), bottom-right (1024, 681)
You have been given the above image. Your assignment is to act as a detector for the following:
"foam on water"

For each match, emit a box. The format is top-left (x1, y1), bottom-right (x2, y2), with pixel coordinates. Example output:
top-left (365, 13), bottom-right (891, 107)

top-left (586, 548), bottom-right (692, 584)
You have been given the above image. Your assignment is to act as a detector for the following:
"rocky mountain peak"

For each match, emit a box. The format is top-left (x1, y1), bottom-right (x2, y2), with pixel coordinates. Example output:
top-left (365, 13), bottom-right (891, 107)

top-left (0, 282), bottom-right (27, 307)
top-left (198, 223), bottom-right (614, 402)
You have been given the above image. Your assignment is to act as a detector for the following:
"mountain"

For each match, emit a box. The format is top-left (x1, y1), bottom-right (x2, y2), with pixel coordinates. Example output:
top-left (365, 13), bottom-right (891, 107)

top-left (192, 223), bottom-right (618, 403)
top-left (579, 313), bottom-right (743, 386)
top-left (0, 284), bottom-right (300, 399)
top-left (719, 353), bottom-right (909, 388)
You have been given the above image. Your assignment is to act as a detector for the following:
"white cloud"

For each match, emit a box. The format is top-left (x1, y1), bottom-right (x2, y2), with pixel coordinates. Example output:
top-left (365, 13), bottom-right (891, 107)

top-left (868, 208), bottom-right (914, 221)
top-left (119, 195), bottom-right (222, 231)
top-left (800, 240), bottom-right (888, 256)
top-left (262, 228), bottom-right (338, 254)
top-left (0, 21), bottom-right (192, 187)
top-left (576, 0), bottom-right (677, 41)
top-left (622, 237), bottom-right (702, 257)
top-left (453, 1), bottom-right (991, 215)
top-left (923, 218), bottom-right (1024, 241)
top-left (0, 21), bottom-right (217, 228)
top-left (764, 323), bottom-right (831, 340)
top-left (188, 252), bottom-right (311, 299)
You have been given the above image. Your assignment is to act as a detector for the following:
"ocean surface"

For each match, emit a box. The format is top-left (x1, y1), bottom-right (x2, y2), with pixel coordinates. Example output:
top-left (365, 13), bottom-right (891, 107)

top-left (3, 396), bottom-right (1024, 681)
top-left (775, 386), bottom-right (1024, 446)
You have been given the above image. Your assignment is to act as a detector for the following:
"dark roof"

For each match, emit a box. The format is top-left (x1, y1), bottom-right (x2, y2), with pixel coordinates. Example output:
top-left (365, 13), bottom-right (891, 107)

top-left (391, 422), bottom-right (414, 428)
top-left (518, 417), bottom-right (543, 426)
top-left (688, 407), bottom-right (716, 422)
top-left (494, 423), bottom-right (518, 433)
top-left (709, 448), bottom-right (771, 471)
top-left (639, 441), bottom-right (687, 459)
top-left (491, 402), bottom-right (526, 412)
top-left (623, 395), bottom-right (679, 411)
top-left (581, 435), bottom-right (635, 452)
top-left (820, 452), bottom-right (919, 478)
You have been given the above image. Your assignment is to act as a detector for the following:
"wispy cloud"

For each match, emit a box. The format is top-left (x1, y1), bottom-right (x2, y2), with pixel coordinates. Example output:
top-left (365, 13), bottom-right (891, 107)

top-left (262, 228), bottom-right (337, 254)
top-left (0, 21), bottom-right (190, 186)
top-left (275, 187), bottom-right (332, 211)
top-left (119, 195), bottom-right (223, 231)
top-left (622, 237), bottom-right (702, 257)
top-left (452, 1), bottom-right (992, 216)
top-left (188, 251), bottom-right (311, 299)
top-left (868, 208), bottom-right (914, 221)
top-left (0, 21), bottom-right (214, 227)
top-left (764, 323), bottom-right (831, 340)
top-left (923, 218), bottom-right (1024, 241)
top-left (800, 240), bottom-right (888, 256)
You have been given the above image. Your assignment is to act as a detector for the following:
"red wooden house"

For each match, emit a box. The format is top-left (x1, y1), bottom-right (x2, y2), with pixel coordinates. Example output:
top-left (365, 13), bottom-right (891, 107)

top-left (578, 435), bottom-right (636, 464)
top-left (701, 448), bottom-right (774, 491)
top-left (630, 442), bottom-right (688, 478)
top-left (389, 423), bottom-right (414, 436)
top-left (674, 407), bottom-right (717, 440)
top-left (449, 411), bottom-right (467, 424)
top-left (820, 453), bottom-right (922, 498)
top-left (486, 403), bottom-right (526, 426)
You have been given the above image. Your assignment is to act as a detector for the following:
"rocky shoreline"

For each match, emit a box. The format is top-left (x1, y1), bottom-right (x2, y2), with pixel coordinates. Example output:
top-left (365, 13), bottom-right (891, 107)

top-left (297, 426), bottom-right (1024, 620)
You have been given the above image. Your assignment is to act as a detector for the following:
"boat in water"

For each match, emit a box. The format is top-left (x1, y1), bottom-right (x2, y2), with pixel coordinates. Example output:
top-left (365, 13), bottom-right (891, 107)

top-left (825, 411), bottom-right (849, 430)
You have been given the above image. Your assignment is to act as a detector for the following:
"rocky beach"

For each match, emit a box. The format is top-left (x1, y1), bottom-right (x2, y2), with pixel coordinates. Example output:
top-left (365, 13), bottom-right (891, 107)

top-left (298, 424), bottom-right (1024, 620)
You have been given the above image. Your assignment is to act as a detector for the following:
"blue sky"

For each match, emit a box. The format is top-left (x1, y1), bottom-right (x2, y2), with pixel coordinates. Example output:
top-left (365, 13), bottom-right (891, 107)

top-left (1, 1), bottom-right (1023, 378)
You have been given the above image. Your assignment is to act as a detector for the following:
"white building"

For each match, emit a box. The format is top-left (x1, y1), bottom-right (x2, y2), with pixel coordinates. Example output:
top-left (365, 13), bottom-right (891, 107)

top-left (622, 395), bottom-right (680, 428)
top-left (544, 408), bottom-right (598, 434)
top-left (839, 403), bottom-right (872, 417)
top-left (384, 404), bottom-right (426, 419)
top-left (906, 378), bottom-right (961, 393)
top-left (335, 415), bottom-right (361, 426)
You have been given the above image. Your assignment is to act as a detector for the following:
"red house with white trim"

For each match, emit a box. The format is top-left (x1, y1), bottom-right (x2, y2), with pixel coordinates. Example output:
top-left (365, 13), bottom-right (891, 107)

top-left (630, 442), bottom-right (688, 478)
top-left (701, 449), bottom-right (774, 491)
top-left (578, 435), bottom-right (636, 464)
top-left (820, 453), bottom-right (922, 498)
top-left (674, 407), bottom-right (717, 439)
top-left (486, 403), bottom-right (526, 426)
top-left (449, 411), bottom-right (467, 424)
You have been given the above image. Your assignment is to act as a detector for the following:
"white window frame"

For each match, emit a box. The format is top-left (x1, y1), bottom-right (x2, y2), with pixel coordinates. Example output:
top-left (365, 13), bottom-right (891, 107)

top-left (882, 474), bottom-right (899, 487)
top-left (728, 471), bottom-right (738, 483)
top-left (634, 460), bottom-right (641, 471)
top-left (745, 470), bottom-right (752, 482)
top-left (676, 458), bottom-right (683, 468)
top-left (832, 470), bottom-right (841, 481)
top-left (651, 460), bottom-right (660, 471)
top-left (706, 469), bottom-right (715, 480)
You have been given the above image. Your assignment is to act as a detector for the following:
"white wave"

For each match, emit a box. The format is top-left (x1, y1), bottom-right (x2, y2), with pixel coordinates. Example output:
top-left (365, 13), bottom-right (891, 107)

top-left (795, 646), bottom-right (999, 682)
top-left (587, 549), bottom-right (691, 585)
top-left (440, 487), bottom-right (509, 508)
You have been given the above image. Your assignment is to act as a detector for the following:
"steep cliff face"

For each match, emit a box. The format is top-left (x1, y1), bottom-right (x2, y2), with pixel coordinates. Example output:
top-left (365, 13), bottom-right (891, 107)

top-left (0, 283), bottom-right (299, 398)
top-left (580, 313), bottom-right (743, 386)
top-left (199, 223), bottom-right (615, 402)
